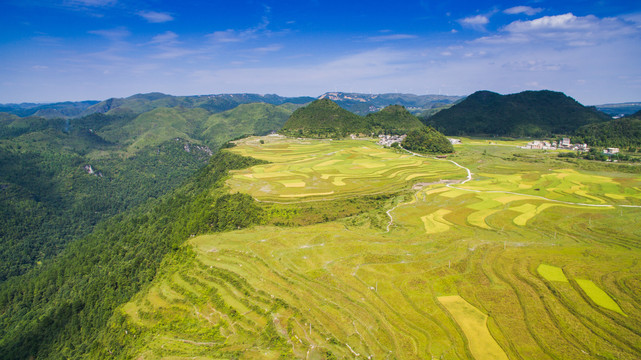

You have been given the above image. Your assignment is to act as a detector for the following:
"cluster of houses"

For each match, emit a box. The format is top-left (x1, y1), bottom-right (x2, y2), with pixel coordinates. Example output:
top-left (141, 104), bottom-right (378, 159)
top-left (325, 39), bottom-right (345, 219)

top-left (377, 134), bottom-right (406, 146)
top-left (522, 138), bottom-right (589, 151)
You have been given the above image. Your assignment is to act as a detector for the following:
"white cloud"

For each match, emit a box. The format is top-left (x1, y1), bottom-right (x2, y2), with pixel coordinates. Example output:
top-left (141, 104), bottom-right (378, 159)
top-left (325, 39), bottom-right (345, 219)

top-left (459, 15), bottom-right (489, 30)
top-left (505, 13), bottom-right (595, 32)
top-left (138, 11), bottom-right (174, 23)
top-left (475, 13), bottom-right (639, 47)
top-left (504, 6), bottom-right (543, 16)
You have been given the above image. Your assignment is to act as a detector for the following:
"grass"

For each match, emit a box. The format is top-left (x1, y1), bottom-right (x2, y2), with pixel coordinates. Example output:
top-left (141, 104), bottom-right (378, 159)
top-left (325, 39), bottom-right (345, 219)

top-left (107, 136), bottom-right (641, 359)
top-left (438, 295), bottom-right (509, 360)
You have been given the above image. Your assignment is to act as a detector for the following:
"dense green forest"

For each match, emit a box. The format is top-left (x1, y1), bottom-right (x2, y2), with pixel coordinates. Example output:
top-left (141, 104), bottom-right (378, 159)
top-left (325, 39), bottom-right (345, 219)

top-left (0, 103), bottom-right (295, 281)
top-left (401, 126), bottom-right (454, 154)
top-left (280, 99), bottom-right (424, 138)
top-left (425, 90), bottom-right (611, 137)
top-left (573, 111), bottom-right (641, 149)
top-left (0, 151), bottom-right (267, 359)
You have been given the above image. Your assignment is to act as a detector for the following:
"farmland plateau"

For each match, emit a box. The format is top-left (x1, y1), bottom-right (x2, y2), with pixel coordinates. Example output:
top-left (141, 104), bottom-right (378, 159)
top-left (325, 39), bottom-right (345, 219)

top-left (104, 136), bottom-right (641, 359)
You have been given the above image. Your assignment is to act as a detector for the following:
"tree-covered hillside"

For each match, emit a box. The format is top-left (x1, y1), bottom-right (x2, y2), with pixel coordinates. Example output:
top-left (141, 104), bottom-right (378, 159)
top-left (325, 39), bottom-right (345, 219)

top-left (425, 90), bottom-right (610, 137)
top-left (0, 151), bottom-right (267, 359)
top-left (280, 99), bottom-right (425, 138)
top-left (364, 104), bottom-right (425, 134)
top-left (0, 102), bottom-right (295, 282)
top-left (401, 126), bottom-right (454, 154)
top-left (574, 111), bottom-right (641, 149)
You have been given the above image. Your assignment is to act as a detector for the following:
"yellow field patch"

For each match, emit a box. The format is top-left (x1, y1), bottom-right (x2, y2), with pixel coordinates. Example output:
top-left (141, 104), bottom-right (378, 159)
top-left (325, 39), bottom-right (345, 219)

top-left (421, 209), bottom-right (453, 234)
top-left (279, 180), bottom-right (306, 188)
top-left (438, 295), bottom-right (509, 360)
top-left (537, 264), bottom-right (568, 282)
top-left (332, 177), bottom-right (346, 186)
top-left (605, 193), bottom-right (626, 200)
top-left (576, 279), bottom-right (626, 316)
top-left (467, 209), bottom-right (500, 229)
top-left (439, 188), bottom-right (471, 198)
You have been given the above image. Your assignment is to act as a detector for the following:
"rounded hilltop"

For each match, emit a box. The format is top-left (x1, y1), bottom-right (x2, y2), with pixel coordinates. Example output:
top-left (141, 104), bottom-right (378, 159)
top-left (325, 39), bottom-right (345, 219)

top-left (280, 99), bottom-right (424, 138)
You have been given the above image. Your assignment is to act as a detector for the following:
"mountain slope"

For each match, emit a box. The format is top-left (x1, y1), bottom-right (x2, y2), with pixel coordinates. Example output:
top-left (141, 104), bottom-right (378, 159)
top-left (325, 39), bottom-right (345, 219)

top-left (281, 100), bottom-right (426, 138)
top-left (364, 104), bottom-right (424, 134)
top-left (201, 103), bottom-right (293, 145)
top-left (426, 90), bottom-right (610, 136)
top-left (574, 111), bottom-right (641, 149)
top-left (280, 99), bottom-right (365, 138)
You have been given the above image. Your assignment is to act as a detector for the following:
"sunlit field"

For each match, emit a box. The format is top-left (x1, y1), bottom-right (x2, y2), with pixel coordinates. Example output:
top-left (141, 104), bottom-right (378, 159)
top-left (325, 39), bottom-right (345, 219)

top-left (112, 136), bottom-right (641, 359)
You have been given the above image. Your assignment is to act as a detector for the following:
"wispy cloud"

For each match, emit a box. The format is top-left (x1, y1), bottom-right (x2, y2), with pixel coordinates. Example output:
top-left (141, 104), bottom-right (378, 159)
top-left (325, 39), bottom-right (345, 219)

top-left (138, 10), bottom-right (174, 23)
top-left (150, 31), bottom-right (179, 45)
top-left (367, 34), bottom-right (418, 42)
top-left (459, 15), bottom-right (490, 30)
top-left (65, 0), bottom-right (116, 7)
top-left (88, 27), bottom-right (130, 41)
top-left (504, 6), bottom-right (543, 16)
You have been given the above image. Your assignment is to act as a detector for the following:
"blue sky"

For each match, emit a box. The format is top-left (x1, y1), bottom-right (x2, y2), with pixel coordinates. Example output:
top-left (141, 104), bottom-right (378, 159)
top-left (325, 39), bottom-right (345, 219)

top-left (1, 0), bottom-right (640, 104)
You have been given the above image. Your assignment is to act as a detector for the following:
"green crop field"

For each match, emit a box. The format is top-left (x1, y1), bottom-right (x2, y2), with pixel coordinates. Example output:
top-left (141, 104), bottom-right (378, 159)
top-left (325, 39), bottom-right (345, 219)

top-left (108, 136), bottom-right (641, 359)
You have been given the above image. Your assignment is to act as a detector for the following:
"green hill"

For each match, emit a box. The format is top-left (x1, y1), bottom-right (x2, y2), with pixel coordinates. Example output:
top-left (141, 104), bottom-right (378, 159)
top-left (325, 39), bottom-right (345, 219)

top-left (574, 111), bottom-right (641, 149)
top-left (280, 98), bottom-right (365, 138)
top-left (425, 90), bottom-right (610, 137)
top-left (364, 104), bottom-right (424, 134)
top-left (401, 126), bottom-right (453, 154)
top-left (281, 100), bottom-right (425, 138)
top-left (201, 103), bottom-right (292, 146)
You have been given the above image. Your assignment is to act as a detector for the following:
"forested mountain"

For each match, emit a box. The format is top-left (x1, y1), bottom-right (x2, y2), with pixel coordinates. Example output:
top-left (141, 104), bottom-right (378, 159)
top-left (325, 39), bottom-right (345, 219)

top-left (574, 110), bottom-right (641, 149)
top-left (0, 103), bottom-right (295, 282)
top-left (425, 90), bottom-right (611, 137)
top-left (81, 93), bottom-right (314, 117)
top-left (0, 151), bottom-right (267, 359)
top-left (280, 100), bottom-right (425, 138)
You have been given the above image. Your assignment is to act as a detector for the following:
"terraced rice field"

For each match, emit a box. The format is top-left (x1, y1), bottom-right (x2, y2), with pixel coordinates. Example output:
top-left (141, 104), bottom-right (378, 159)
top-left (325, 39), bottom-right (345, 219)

top-left (226, 136), bottom-right (466, 201)
top-left (112, 136), bottom-right (641, 359)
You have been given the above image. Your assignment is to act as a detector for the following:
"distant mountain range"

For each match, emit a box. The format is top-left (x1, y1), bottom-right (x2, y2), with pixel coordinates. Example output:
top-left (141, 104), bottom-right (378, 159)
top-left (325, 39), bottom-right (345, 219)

top-left (3, 91), bottom-right (640, 120)
top-left (317, 92), bottom-right (463, 115)
top-left (0, 92), bottom-right (463, 119)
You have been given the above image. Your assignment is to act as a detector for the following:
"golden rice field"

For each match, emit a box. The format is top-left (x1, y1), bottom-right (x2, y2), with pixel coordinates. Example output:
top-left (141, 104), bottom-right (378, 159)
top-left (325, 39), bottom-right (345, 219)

top-left (111, 136), bottom-right (641, 359)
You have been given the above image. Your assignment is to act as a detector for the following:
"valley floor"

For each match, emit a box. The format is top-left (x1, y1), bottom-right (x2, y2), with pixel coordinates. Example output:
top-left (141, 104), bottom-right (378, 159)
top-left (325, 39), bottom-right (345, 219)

top-left (105, 137), bottom-right (641, 359)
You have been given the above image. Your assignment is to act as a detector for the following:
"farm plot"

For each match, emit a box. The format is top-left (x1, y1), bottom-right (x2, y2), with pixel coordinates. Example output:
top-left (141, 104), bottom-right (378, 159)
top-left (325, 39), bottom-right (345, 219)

top-left (438, 295), bottom-right (509, 360)
top-left (226, 137), bottom-right (466, 201)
